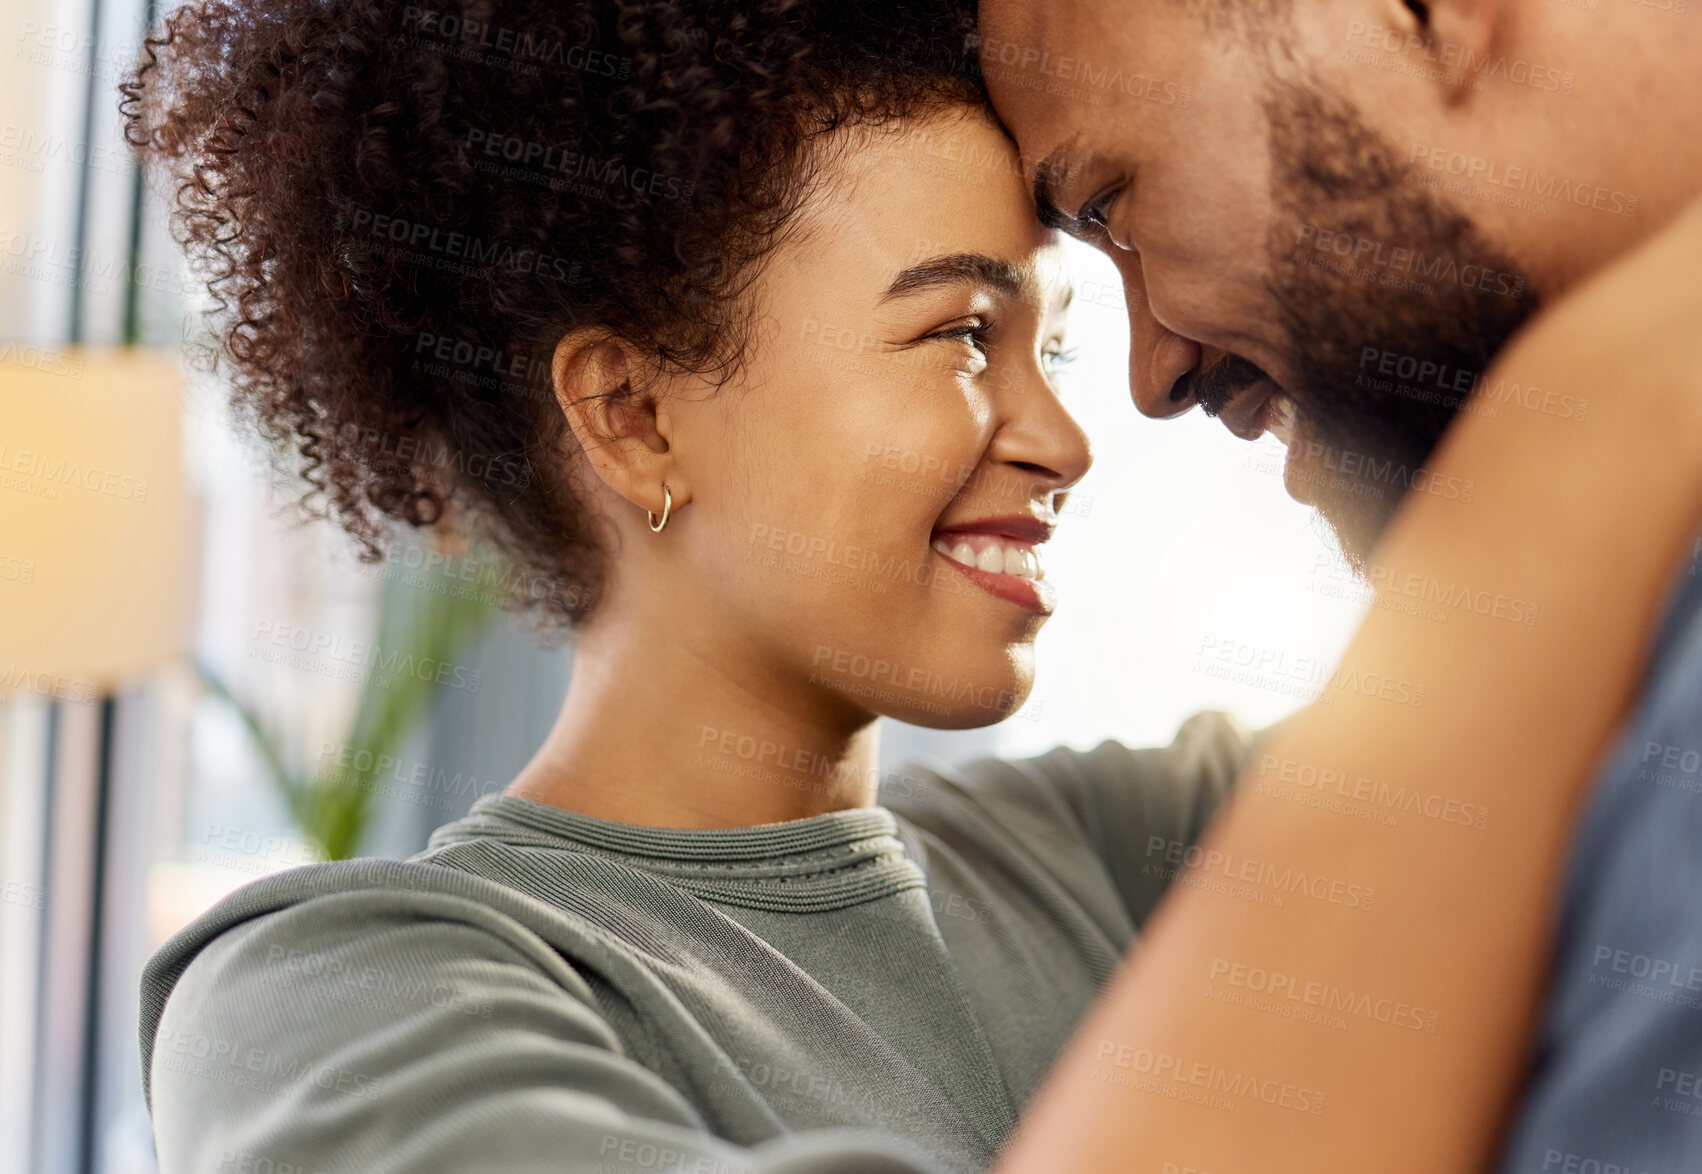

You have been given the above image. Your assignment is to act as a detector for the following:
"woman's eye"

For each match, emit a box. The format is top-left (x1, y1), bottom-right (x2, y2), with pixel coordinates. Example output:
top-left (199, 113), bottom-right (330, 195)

top-left (924, 320), bottom-right (994, 369)
top-left (927, 321), bottom-right (992, 355)
top-left (1042, 344), bottom-right (1079, 375)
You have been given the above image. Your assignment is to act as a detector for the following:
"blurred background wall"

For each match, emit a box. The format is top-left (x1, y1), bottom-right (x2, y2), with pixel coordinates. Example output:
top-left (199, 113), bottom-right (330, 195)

top-left (0, 2), bottom-right (1367, 1172)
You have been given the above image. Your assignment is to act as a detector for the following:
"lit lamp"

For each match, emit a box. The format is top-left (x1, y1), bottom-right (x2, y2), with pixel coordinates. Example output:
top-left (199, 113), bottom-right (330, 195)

top-left (0, 346), bottom-right (190, 1174)
top-left (0, 346), bottom-right (190, 688)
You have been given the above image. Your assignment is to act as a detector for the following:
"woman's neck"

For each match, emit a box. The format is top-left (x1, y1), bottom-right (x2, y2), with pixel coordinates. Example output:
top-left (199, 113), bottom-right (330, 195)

top-left (505, 613), bottom-right (884, 830)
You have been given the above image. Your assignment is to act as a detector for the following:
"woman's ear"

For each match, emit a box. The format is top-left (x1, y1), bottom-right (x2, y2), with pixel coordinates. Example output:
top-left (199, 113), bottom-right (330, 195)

top-left (551, 329), bottom-right (683, 522)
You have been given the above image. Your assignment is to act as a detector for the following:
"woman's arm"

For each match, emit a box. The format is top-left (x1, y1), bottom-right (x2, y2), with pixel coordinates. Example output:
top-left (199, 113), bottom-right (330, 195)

top-left (149, 885), bottom-right (960, 1174)
top-left (992, 195), bottom-right (1702, 1174)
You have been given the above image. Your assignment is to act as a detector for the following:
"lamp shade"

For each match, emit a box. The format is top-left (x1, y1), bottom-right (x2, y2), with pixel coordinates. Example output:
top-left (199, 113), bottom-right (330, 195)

top-left (0, 346), bottom-right (189, 695)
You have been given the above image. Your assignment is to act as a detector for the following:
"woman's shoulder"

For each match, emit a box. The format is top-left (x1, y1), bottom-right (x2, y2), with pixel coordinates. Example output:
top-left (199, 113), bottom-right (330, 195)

top-left (144, 856), bottom-right (562, 989)
top-left (139, 855), bottom-right (714, 1173)
top-left (877, 712), bottom-right (1266, 932)
top-left (881, 711), bottom-right (1261, 840)
top-left (139, 855), bottom-right (614, 1109)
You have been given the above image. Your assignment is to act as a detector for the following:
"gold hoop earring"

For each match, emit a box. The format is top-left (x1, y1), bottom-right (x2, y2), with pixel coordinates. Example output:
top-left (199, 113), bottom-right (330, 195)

top-left (647, 484), bottom-right (672, 533)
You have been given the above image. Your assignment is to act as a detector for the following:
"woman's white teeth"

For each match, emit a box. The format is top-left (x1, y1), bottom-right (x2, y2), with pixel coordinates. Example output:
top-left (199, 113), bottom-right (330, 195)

top-left (1267, 393), bottom-right (1298, 448)
top-left (930, 536), bottom-right (1045, 581)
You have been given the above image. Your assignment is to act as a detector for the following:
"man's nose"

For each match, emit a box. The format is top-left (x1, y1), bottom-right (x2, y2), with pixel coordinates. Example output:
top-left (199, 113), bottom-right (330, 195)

top-left (1114, 250), bottom-right (1199, 420)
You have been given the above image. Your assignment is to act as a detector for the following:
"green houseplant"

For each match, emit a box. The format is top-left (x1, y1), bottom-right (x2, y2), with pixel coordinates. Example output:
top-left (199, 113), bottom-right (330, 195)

top-left (195, 552), bottom-right (494, 861)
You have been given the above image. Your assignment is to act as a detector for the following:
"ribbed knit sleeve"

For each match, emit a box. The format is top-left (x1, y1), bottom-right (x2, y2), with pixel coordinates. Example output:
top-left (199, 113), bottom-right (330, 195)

top-left (148, 886), bottom-right (957, 1174)
top-left (950, 711), bottom-right (1264, 929)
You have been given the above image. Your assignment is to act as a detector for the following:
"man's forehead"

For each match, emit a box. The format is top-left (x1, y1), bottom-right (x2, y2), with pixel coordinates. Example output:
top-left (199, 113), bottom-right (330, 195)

top-left (974, 2), bottom-right (1114, 168)
top-left (977, 0), bottom-right (1145, 67)
top-left (981, 87), bottom-right (1094, 216)
top-left (975, 0), bottom-right (1053, 45)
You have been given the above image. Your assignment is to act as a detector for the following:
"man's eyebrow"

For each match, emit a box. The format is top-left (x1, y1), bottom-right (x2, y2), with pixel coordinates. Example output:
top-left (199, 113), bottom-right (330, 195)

top-left (881, 252), bottom-right (1029, 302)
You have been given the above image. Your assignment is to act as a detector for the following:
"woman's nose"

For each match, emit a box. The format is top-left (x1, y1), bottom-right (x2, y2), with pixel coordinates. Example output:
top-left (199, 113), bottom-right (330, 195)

top-left (988, 368), bottom-right (1093, 498)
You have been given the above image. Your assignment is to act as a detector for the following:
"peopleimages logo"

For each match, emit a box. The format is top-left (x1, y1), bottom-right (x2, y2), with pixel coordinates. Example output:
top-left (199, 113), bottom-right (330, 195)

top-left (1343, 22), bottom-right (1576, 95)
top-left (398, 7), bottom-right (631, 77)
top-left (1093, 1040), bottom-right (1326, 1114)
top-left (970, 33), bottom-right (1191, 106)
top-left (1356, 346), bottom-right (1589, 422)
top-left (0, 338), bottom-right (84, 378)
top-left (347, 208), bottom-right (581, 283)
top-left (1407, 143), bottom-right (1637, 218)
top-left (154, 1026), bottom-right (385, 1100)
top-left (334, 421), bottom-right (531, 491)
top-left (0, 443), bottom-right (149, 501)
top-left (262, 943), bottom-right (495, 1019)
top-left (464, 130), bottom-right (694, 200)
top-left (414, 331), bottom-right (549, 384)
top-left (1294, 224), bottom-right (1527, 299)
top-left (1591, 945), bottom-right (1702, 991)
top-left (250, 620), bottom-right (484, 692)
top-left (810, 645), bottom-right (1025, 715)
top-left (1207, 958), bottom-right (1441, 1032)
top-left (1256, 754), bottom-right (1490, 829)
top-left (1144, 835), bottom-right (1377, 910)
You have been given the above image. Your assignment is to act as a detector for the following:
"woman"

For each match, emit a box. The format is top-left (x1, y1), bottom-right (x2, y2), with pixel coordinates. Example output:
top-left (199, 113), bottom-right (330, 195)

top-left (123, 1), bottom-right (1702, 1172)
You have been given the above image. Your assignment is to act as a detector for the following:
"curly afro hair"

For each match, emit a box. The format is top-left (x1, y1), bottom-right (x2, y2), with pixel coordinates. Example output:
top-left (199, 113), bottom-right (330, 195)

top-left (122, 0), bottom-right (982, 636)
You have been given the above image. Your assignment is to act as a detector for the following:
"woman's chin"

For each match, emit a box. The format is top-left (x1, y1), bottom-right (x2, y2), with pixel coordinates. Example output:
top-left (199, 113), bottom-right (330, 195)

top-left (812, 634), bottom-right (1036, 730)
top-left (882, 677), bottom-right (1034, 731)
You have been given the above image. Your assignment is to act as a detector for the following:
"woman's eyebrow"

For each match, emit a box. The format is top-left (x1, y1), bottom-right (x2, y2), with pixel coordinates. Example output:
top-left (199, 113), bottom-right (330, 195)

top-left (880, 252), bottom-right (1028, 302)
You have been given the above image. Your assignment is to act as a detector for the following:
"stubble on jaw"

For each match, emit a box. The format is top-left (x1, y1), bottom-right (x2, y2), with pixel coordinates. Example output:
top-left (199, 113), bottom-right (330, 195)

top-left (1256, 69), bottom-right (1540, 571)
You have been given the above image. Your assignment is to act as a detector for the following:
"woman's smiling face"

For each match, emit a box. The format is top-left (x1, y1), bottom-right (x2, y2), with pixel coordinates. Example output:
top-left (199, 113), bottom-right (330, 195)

top-left (591, 106), bottom-right (1093, 730)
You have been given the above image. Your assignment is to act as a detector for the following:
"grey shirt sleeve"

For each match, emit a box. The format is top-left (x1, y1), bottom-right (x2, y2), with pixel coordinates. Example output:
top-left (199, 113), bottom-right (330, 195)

top-left (961, 711), bottom-right (1265, 929)
top-left (148, 888), bottom-right (952, 1174)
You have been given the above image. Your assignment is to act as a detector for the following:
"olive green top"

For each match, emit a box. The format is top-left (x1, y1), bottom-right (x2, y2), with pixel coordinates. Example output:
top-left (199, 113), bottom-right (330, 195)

top-left (141, 713), bottom-right (1255, 1174)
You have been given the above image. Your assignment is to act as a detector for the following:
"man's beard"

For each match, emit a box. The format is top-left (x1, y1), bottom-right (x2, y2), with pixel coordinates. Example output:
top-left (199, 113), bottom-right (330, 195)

top-left (1208, 71), bottom-right (1542, 572)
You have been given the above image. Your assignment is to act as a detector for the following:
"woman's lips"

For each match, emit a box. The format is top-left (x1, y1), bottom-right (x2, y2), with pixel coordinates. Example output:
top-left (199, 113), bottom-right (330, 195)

top-left (929, 531), bottom-right (1055, 616)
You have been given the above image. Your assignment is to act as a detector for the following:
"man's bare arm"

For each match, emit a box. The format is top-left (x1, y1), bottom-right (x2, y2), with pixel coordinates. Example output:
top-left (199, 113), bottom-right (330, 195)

top-left (992, 196), bottom-right (1702, 1174)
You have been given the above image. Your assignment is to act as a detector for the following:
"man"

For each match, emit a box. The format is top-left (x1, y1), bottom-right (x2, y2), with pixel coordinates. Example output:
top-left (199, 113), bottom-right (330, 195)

top-left (974, 0), bottom-right (1702, 1170)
